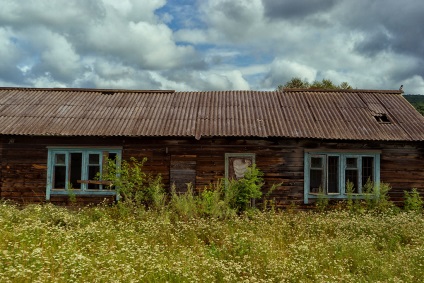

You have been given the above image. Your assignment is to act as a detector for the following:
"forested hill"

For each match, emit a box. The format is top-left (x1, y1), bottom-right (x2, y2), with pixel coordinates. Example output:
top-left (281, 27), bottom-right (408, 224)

top-left (404, 94), bottom-right (424, 104)
top-left (404, 94), bottom-right (424, 116)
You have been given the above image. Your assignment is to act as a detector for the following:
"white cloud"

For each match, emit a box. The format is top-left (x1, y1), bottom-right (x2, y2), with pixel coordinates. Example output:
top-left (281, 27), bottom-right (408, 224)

top-left (0, 27), bottom-right (23, 82)
top-left (402, 76), bottom-right (424, 95)
top-left (262, 59), bottom-right (317, 88)
top-left (0, 0), bottom-right (422, 94)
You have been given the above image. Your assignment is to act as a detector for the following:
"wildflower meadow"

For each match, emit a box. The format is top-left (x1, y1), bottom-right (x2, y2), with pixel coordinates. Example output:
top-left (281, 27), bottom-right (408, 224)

top-left (1, 202), bottom-right (424, 282)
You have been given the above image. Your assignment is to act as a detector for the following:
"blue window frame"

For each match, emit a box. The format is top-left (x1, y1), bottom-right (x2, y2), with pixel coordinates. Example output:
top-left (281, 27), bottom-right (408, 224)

top-left (304, 151), bottom-right (380, 204)
top-left (46, 148), bottom-right (122, 200)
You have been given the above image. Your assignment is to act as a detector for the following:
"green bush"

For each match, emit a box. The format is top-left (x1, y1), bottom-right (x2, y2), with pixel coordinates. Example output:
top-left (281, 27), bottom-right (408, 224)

top-left (101, 157), bottom-right (166, 209)
top-left (226, 164), bottom-right (264, 213)
top-left (404, 188), bottom-right (423, 212)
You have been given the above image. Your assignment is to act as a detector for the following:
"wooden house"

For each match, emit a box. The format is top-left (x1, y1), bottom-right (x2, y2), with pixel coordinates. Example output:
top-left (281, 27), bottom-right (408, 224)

top-left (0, 87), bottom-right (423, 207)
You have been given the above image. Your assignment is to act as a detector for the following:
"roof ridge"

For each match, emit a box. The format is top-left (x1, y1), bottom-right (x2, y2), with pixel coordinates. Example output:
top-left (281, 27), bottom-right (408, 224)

top-left (0, 87), bottom-right (175, 93)
top-left (284, 88), bottom-right (403, 94)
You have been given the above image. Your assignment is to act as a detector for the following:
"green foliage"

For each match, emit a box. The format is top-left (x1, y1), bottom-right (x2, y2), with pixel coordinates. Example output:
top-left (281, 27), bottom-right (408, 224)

top-left (315, 186), bottom-right (329, 212)
top-left (343, 181), bottom-right (395, 213)
top-left (101, 156), bottom-right (166, 209)
top-left (226, 164), bottom-right (264, 213)
top-left (169, 184), bottom-right (199, 219)
top-left (169, 182), bottom-right (236, 220)
top-left (278, 77), bottom-right (352, 90)
top-left (66, 183), bottom-right (77, 205)
top-left (373, 182), bottom-right (396, 212)
top-left (404, 188), bottom-right (423, 212)
top-left (278, 77), bottom-right (310, 89)
top-left (403, 94), bottom-right (424, 104)
top-left (168, 165), bottom-right (267, 219)
top-left (345, 180), bottom-right (355, 211)
top-left (403, 95), bottom-right (424, 116)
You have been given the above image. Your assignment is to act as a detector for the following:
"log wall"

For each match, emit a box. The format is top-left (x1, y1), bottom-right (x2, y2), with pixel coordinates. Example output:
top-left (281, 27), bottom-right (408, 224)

top-left (0, 135), bottom-right (422, 207)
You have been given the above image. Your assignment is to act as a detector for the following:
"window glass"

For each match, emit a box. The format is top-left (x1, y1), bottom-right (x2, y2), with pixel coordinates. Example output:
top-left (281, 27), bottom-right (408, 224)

top-left (53, 153), bottom-right (67, 189)
top-left (89, 154), bottom-right (100, 165)
top-left (345, 157), bottom-right (359, 193)
top-left (362, 156), bottom-right (374, 190)
top-left (55, 154), bottom-right (66, 165)
top-left (310, 156), bottom-right (324, 193)
top-left (311, 157), bottom-right (323, 168)
top-left (346, 157), bottom-right (357, 168)
top-left (54, 166), bottom-right (66, 189)
top-left (88, 153), bottom-right (101, 190)
top-left (327, 156), bottom-right (339, 194)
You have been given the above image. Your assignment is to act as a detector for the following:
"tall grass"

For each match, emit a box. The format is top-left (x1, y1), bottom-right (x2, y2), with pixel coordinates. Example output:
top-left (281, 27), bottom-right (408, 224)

top-left (1, 202), bottom-right (424, 282)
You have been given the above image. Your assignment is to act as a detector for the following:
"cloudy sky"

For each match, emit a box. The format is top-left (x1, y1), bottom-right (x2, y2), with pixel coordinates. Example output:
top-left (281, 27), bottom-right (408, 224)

top-left (0, 0), bottom-right (423, 94)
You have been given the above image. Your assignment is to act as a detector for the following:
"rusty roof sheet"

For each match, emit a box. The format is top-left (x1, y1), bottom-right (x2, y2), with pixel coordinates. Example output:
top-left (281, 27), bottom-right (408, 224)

top-left (0, 87), bottom-right (423, 141)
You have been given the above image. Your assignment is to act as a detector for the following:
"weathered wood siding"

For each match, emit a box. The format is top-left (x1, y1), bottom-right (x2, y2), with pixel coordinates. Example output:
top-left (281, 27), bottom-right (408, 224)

top-left (0, 136), bottom-right (423, 207)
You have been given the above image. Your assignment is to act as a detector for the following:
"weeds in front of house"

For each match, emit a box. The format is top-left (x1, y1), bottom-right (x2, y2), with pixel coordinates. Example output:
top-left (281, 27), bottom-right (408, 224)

top-left (2, 157), bottom-right (423, 281)
top-left (1, 202), bottom-right (424, 282)
top-left (404, 188), bottom-right (423, 213)
top-left (100, 157), bottom-right (166, 210)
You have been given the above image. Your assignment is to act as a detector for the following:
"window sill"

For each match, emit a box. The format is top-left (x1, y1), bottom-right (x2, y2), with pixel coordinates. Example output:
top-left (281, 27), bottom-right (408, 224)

top-left (50, 190), bottom-right (116, 196)
top-left (77, 180), bottom-right (113, 186)
top-left (307, 193), bottom-right (376, 199)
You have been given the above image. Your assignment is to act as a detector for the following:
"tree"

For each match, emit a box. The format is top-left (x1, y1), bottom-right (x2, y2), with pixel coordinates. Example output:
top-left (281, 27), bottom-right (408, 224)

top-left (277, 77), bottom-right (352, 90)
top-left (415, 104), bottom-right (424, 116)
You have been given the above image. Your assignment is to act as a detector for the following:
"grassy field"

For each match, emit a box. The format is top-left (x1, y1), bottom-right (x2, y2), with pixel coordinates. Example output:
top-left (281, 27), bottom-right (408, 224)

top-left (1, 202), bottom-right (424, 282)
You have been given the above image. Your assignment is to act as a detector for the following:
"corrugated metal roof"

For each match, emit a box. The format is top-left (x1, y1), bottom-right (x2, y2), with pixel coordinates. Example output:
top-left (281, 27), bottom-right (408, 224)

top-left (0, 87), bottom-right (423, 141)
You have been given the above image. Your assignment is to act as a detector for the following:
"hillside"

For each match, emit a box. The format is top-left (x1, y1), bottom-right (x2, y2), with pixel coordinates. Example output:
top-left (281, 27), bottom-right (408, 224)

top-left (404, 94), bottom-right (424, 116)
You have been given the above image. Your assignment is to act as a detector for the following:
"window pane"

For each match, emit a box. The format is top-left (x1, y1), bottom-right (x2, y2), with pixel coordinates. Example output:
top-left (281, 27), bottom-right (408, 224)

top-left (327, 156), bottom-right (339, 194)
top-left (345, 169), bottom-right (358, 193)
top-left (310, 169), bottom-right (323, 193)
top-left (54, 166), bottom-right (66, 189)
top-left (346, 157), bottom-right (357, 169)
top-left (311, 157), bottom-right (323, 168)
top-left (89, 154), bottom-right (100, 165)
top-left (88, 165), bottom-right (100, 190)
top-left (108, 152), bottom-right (117, 161)
top-left (55, 154), bottom-right (66, 165)
top-left (70, 153), bottom-right (82, 189)
top-left (362, 157), bottom-right (374, 191)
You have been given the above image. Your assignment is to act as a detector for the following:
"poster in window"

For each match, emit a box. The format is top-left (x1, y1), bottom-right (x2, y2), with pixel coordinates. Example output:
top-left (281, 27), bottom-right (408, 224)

top-left (228, 156), bottom-right (254, 180)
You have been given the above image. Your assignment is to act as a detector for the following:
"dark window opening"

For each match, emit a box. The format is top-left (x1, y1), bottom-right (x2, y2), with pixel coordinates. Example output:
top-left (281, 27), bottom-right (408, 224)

top-left (53, 153), bottom-right (67, 189)
top-left (345, 157), bottom-right (358, 193)
top-left (54, 166), bottom-right (66, 189)
top-left (362, 156), bottom-right (374, 191)
top-left (310, 169), bottom-right (323, 193)
top-left (310, 156), bottom-right (324, 193)
top-left (327, 156), bottom-right (339, 193)
top-left (70, 153), bottom-right (82, 189)
top-left (88, 154), bottom-right (100, 190)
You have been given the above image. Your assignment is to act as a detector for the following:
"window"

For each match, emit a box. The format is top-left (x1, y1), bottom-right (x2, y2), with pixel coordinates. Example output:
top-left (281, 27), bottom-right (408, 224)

top-left (46, 148), bottom-right (121, 200)
top-left (304, 151), bottom-right (380, 204)
top-left (225, 153), bottom-right (255, 180)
